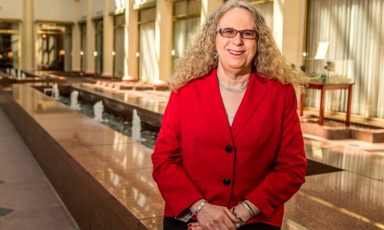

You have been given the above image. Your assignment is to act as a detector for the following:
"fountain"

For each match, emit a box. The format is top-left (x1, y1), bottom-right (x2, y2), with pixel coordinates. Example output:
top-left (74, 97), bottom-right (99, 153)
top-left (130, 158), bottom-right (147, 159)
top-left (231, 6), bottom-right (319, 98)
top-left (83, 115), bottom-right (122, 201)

top-left (51, 83), bottom-right (60, 100)
top-left (93, 100), bottom-right (104, 122)
top-left (69, 90), bottom-right (81, 110)
top-left (131, 109), bottom-right (142, 141)
top-left (11, 69), bottom-right (16, 78)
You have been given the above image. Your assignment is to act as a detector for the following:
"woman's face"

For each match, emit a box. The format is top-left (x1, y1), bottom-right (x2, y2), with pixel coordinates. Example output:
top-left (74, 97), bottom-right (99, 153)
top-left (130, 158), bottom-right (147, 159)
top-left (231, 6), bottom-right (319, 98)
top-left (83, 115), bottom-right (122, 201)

top-left (215, 8), bottom-right (257, 75)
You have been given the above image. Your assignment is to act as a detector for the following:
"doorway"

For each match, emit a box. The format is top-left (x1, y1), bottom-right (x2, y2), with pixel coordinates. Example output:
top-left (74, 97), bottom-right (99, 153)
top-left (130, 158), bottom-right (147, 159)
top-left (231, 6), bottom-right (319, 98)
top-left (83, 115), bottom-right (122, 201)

top-left (0, 20), bottom-right (19, 70)
top-left (36, 22), bottom-right (72, 71)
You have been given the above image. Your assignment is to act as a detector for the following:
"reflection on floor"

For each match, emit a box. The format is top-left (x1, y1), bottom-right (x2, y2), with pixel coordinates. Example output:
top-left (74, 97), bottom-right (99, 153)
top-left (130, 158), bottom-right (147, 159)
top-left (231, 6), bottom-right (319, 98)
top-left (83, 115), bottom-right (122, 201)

top-left (282, 135), bottom-right (384, 230)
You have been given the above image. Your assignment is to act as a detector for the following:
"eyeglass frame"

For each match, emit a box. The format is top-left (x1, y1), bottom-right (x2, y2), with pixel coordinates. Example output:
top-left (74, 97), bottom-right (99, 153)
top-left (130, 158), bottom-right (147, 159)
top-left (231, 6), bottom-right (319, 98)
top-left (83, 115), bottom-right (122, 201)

top-left (216, 28), bottom-right (258, 40)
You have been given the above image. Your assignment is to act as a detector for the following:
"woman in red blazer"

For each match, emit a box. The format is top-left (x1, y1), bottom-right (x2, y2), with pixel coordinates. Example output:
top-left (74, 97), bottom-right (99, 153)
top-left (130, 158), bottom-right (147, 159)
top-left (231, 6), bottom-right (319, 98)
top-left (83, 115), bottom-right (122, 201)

top-left (152, 1), bottom-right (307, 230)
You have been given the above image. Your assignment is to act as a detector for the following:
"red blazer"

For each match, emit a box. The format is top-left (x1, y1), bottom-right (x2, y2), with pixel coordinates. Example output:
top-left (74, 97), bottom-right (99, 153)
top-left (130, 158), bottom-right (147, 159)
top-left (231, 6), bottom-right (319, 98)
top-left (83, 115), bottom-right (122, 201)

top-left (152, 69), bottom-right (306, 227)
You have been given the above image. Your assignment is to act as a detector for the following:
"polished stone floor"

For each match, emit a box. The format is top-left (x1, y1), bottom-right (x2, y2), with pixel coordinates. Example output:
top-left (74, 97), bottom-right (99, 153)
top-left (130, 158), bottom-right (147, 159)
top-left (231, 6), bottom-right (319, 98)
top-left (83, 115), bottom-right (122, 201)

top-left (1, 83), bottom-right (384, 230)
top-left (0, 108), bottom-right (79, 230)
top-left (283, 135), bottom-right (384, 230)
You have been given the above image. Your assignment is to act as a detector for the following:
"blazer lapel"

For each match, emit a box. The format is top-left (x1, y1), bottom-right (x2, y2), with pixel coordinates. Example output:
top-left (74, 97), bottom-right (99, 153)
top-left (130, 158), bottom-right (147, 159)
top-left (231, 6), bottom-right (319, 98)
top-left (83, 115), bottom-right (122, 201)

top-left (231, 72), bottom-right (268, 137)
top-left (198, 69), bottom-right (233, 140)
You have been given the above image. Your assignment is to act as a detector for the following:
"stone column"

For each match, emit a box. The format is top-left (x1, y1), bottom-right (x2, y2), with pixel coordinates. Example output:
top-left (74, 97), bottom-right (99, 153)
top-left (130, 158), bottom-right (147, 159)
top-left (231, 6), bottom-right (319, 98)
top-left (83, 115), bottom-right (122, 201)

top-left (86, 0), bottom-right (95, 75)
top-left (22, 0), bottom-right (34, 70)
top-left (155, 0), bottom-right (172, 82)
top-left (64, 26), bottom-right (72, 72)
top-left (124, 0), bottom-right (138, 80)
top-left (71, 1), bottom-right (81, 73)
top-left (200, 0), bottom-right (222, 25)
top-left (102, 0), bottom-right (113, 77)
top-left (274, 0), bottom-right (306, 66)
top-left (72, 24), bottom-right (81, 72)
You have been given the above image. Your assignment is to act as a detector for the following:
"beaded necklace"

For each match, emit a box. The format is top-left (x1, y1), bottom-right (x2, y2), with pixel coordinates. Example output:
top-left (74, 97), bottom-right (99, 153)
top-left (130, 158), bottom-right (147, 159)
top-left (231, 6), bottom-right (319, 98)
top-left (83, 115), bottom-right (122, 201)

top-left (218, 78), bottom-right (249, 93)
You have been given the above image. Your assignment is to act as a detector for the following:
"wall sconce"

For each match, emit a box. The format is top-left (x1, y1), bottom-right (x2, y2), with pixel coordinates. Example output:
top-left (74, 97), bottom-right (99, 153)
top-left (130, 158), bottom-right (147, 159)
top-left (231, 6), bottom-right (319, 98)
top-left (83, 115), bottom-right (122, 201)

top-left (94, 51), bottom-right (98, 57)
top-left (112, 51), bottom-right (116, 56)
top-left (80, 51), bottom-right (84, 56)
top-left (136, 52), bottom-right (140, 57)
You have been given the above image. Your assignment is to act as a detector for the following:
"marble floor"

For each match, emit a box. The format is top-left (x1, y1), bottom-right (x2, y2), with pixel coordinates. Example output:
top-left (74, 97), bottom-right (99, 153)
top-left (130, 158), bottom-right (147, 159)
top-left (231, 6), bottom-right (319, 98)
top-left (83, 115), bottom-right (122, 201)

top-left (0, 108), bottom-right (79, 230)
top-left (282, 135), bottom-right (384, 230)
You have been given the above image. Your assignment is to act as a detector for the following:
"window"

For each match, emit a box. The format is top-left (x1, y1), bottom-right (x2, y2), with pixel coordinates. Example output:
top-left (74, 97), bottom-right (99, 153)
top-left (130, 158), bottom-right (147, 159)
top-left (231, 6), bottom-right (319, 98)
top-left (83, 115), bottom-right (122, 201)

top-left (0, 21), bottom-right (19, 69)
top-left (172, 0), bottom-right (201, 72)
top-left (95, 19), bottom-right (103, 76)
top-left (252, 0), bottom-right (273, 30)
top-left (305, 0), bottom-right (384, 118)
top-left (138, 7), bottom-right (156, 82)
top-left (80, 23), bottom-right (87, 72)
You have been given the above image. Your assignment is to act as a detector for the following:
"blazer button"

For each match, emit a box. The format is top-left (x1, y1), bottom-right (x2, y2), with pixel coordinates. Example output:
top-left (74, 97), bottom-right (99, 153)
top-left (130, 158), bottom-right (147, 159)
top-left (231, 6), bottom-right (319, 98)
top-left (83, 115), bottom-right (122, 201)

top-left (223, 178), bottom-right (231, 186)
top-left (225, 145), bottom-right (233, 153)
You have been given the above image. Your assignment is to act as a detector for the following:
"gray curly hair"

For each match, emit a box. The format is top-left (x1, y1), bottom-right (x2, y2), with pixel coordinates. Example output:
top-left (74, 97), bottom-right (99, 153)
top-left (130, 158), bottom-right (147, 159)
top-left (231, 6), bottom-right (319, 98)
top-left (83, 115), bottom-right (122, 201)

top-left (171, 0), bottom-right (301, 90)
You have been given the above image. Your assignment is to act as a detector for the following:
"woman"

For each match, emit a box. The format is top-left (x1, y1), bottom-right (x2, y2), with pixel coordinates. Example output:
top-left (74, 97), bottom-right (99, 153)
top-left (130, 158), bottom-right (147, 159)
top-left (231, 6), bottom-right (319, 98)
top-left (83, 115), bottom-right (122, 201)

top-left (152, 1), bottom-right (307, 229)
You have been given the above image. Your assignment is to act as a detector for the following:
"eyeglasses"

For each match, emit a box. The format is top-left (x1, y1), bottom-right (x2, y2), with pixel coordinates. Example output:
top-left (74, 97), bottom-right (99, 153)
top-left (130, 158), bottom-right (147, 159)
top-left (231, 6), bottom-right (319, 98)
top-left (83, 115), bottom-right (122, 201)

top-left (217, 28), bottom-right (257, 40)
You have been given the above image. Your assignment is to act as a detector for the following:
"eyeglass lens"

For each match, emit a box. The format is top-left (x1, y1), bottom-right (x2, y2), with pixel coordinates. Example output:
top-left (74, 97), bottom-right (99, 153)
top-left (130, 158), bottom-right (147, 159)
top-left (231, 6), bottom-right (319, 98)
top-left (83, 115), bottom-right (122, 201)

top-left (218, 28), bottom-right (257, 39)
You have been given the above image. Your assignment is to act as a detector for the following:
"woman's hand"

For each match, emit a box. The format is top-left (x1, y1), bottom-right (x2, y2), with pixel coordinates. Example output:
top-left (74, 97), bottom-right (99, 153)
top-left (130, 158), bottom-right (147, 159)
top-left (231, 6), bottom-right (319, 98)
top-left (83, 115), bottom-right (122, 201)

top-left (190, 203), bottom-right (239, 230)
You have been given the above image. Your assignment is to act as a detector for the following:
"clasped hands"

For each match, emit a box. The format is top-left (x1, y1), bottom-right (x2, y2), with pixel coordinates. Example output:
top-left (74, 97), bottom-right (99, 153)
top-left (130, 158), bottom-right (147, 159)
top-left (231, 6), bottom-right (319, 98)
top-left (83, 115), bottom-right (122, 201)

top-left (188, 200), bottom-right (257, 230)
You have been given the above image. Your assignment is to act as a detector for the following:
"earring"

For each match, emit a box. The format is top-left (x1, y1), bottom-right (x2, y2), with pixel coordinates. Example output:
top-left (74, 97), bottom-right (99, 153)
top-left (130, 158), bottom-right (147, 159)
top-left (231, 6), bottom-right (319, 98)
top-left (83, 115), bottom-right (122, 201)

top-left (213, 52), bottom-right (218, 60)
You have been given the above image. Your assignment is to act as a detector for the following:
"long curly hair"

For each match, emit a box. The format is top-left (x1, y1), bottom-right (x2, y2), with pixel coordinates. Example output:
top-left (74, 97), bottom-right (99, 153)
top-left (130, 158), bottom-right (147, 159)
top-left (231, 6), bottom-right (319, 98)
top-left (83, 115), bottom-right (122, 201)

top-left (171, 0), bottom-right (301, 90)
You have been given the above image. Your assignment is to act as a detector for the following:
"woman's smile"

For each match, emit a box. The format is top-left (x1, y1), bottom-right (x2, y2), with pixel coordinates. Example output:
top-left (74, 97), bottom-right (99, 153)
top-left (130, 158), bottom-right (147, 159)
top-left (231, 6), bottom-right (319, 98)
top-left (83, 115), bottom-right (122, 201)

top-left (227, 49), bottom-right (246, 56)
